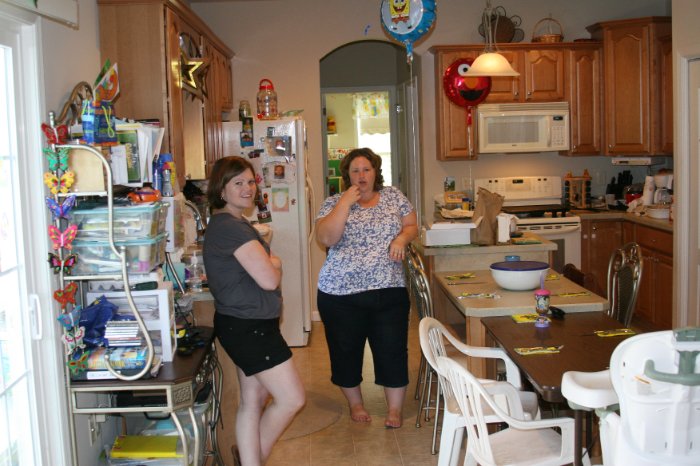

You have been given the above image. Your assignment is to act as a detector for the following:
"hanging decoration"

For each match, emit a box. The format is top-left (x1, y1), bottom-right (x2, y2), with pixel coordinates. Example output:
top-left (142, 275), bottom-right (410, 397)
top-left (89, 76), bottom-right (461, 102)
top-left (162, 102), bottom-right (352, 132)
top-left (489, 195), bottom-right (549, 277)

top-left (443, 57), bottom-right (492, 156)
top-left (179, 32), bottom-right (209, 100)
top-left (380, 0), bottom-right (436, 62)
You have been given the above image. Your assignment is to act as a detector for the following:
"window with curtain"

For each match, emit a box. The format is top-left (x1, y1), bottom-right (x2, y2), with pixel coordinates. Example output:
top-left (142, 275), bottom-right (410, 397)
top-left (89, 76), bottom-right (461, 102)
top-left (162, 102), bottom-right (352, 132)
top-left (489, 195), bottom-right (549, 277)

top-left (353, 91), bottom-right (393, 186)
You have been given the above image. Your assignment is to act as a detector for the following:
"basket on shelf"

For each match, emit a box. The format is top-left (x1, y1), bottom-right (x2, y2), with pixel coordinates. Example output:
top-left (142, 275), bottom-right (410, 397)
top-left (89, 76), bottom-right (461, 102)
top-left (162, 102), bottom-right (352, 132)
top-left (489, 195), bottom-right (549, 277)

top-left (532, 17), bottom-right (563, 43)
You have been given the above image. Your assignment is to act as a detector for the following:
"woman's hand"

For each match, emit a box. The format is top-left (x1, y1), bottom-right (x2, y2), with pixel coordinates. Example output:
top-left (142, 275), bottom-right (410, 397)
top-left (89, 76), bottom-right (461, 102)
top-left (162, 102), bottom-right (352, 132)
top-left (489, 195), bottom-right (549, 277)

top-left (388, 237), bottom-right (408, 262)
top-left (388, 211), bottom-right (419, 262)
top-left (338, 185), bottom-right (361, 208)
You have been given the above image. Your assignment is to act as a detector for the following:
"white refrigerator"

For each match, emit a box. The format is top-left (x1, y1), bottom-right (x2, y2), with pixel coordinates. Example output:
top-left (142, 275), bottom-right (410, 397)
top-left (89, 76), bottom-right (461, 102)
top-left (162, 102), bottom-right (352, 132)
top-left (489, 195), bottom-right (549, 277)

top-left (222, 117), bottom-right (315, 346)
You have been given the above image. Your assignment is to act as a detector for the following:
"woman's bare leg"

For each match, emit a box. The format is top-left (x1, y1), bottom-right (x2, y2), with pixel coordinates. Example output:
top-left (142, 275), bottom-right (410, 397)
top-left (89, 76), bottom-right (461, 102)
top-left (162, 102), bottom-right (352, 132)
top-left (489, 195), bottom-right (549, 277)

top-left (340, 385), bottom-right (371, 422)
top-left (235, 359), bottom-right (305, 466)
top-left (255, 358), bottom-right (306, 462)
top-left (384, 386), bottom-right (406, 428)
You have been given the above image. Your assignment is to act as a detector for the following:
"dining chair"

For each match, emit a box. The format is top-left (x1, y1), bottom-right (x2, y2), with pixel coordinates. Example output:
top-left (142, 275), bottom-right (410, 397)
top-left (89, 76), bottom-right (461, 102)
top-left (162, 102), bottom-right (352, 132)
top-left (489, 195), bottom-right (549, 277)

top-left (419, 317), bottom-right (540, 466)
top-left (438, 355), bottom-right (576, 466)
top-left (563, 263), bottom-right (595, 290)
top-left (606, 242), bottom-right (643, 328)
top-left (404, 250), bottom-right (440, 432)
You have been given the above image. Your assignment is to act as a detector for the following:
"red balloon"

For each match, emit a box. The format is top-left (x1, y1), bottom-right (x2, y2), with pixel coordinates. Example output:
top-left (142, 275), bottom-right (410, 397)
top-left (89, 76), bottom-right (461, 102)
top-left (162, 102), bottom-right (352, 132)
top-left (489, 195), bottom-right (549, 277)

top-left (443, 58), bottom-right (492, 108)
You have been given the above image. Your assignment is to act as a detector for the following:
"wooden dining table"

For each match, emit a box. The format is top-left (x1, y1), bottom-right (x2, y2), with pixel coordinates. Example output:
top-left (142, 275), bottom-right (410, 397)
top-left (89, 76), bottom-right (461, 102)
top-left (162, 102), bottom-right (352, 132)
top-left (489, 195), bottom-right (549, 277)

top-left (481, 312), bottom-right (635, 466)
top-left (432, 269), bottom-right (609, 379)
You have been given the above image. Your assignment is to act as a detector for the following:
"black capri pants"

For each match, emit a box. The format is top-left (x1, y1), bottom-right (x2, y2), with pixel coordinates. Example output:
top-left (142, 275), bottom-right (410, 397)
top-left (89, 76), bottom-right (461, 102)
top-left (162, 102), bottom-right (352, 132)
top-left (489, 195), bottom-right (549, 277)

top-left (317, 287), bottom-right (410, 388)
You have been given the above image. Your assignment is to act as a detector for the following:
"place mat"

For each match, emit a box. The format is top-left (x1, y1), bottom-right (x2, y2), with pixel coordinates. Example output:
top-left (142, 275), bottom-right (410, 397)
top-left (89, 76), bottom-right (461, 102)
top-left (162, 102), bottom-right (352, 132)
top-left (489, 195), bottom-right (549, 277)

top-left (511, 238), bottom-right (542, 245)
top-left (594, 328), bottom-right (635, 337)
top-left (445, 272), bottom-right (476, 280)
top-left (458, 292), bottom-right (500, 299)
top-left (511, 313), bottom-right (549, 324)
top-left (554, 291), bottom-right (592, 298)
top-left (515, 345), bottom-right (563, 355)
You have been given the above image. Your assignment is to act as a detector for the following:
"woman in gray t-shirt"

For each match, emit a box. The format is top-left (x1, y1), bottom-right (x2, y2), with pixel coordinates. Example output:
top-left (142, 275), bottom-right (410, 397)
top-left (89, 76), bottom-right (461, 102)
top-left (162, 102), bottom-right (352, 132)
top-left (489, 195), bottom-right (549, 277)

top-left (204, 156), bottom-right (305, 465)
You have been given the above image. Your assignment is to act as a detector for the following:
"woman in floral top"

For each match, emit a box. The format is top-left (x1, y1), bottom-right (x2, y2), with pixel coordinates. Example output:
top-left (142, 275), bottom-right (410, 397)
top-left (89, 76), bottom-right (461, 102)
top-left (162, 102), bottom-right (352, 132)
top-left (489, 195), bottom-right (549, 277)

top-left (316, 148), bottom-right (418, 428)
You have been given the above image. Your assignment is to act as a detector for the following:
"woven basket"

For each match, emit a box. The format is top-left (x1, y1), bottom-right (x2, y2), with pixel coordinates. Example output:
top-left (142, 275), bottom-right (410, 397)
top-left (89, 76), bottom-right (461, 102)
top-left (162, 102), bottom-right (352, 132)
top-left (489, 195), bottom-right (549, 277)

top-left (532, 17), bottom-right (563, 43)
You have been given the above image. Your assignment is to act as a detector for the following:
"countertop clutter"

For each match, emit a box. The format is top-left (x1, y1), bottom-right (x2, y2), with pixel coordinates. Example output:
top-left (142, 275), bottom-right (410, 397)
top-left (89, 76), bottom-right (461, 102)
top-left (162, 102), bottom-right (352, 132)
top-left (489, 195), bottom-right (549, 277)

top-left (570, 209), bottom-right (673, 233)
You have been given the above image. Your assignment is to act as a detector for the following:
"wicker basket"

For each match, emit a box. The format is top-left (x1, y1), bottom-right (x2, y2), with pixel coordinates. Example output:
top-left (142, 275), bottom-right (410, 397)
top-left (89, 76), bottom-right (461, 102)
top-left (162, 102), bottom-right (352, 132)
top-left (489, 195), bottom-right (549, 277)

top-left (532, 17), bottom-right (563, 43)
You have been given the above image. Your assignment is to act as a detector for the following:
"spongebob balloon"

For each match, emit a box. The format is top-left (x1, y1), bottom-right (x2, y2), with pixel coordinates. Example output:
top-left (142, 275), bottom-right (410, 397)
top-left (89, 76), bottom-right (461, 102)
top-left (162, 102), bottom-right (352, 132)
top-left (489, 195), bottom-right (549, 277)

top-left (380, 0), bottom-right (436, 62)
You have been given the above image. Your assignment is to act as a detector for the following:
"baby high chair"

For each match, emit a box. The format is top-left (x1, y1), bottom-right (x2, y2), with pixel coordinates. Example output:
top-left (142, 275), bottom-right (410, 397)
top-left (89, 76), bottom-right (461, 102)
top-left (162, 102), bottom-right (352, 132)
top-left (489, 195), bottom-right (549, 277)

top-left (562, 328), bottom-right (700, 466)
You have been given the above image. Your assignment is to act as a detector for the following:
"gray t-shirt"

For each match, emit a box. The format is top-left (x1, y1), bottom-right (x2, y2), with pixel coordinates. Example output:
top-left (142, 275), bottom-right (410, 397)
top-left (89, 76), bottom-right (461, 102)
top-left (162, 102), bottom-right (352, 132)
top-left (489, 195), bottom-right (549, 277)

top-left (203, 213), bottom-right (281, 319)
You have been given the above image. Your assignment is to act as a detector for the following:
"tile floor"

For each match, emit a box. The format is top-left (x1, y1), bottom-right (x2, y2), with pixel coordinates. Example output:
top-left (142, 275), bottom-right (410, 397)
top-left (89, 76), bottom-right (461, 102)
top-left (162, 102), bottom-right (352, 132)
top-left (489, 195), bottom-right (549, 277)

top-left (264, 312), bottom-right (442, 466)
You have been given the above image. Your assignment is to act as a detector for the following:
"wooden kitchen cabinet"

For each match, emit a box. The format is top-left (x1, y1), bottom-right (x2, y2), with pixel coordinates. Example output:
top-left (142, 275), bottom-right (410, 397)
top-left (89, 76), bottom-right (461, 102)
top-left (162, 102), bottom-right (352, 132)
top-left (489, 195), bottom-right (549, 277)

top-left (587, 17), bottom-right (672, 156)
top-left (562, 44), bottom-right (603, 156)
top-left (486, 48), bottom-right (566, 103)
top-left (98, 0), bottom-right (234, 186)
top-left (581, 219), bottom-right (623, 297)
top-left (632, 224), bottom-right (673, 330)
top-left (431, 43), bottom-right (600, 160)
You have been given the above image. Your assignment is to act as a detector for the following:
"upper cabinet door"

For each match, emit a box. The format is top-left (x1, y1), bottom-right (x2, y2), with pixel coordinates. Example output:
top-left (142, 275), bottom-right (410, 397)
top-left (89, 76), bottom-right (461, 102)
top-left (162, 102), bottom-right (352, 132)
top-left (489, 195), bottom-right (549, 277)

top-left (524, 49), bottom-right (566, 101)
top-left (588, 17), bottom-right (672, 156)
top-left (563, 45), bottom-right (602, 156)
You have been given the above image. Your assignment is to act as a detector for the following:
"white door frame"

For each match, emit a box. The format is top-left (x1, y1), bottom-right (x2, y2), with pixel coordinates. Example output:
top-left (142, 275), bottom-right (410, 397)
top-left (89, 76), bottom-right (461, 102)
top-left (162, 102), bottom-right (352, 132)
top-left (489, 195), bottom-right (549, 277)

top-left (674, 45), bottom-right (700, 327)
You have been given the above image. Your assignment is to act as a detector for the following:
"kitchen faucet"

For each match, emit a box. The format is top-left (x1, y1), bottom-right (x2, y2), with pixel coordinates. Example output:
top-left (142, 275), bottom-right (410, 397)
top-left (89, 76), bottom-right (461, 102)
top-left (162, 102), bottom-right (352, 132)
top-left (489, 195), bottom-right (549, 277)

top-left (183, 200), bottom-right (207, 244)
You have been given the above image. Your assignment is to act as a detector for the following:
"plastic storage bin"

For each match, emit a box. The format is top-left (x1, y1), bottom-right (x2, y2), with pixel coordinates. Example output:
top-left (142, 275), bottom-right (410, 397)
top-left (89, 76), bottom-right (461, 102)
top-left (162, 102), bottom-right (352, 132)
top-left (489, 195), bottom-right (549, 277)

top-left (72, 202), bottom-right (168, 241)
top-left (87, 282), bottom-right (176, 361)
top-left (71, 232), bottom-right (167, 275)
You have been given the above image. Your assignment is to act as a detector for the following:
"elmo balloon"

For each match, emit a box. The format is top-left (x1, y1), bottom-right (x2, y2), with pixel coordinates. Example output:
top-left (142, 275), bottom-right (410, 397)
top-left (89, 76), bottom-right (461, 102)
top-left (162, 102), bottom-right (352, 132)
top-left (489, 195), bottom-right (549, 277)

top-left (443, 58), bottom-right (491, 108)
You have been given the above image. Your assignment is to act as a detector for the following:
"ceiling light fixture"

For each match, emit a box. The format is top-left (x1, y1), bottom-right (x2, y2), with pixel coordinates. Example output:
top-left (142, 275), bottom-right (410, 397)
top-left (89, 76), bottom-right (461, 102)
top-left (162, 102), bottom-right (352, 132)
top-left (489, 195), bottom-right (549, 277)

top-left (466, 1), bottom-right (520, 77)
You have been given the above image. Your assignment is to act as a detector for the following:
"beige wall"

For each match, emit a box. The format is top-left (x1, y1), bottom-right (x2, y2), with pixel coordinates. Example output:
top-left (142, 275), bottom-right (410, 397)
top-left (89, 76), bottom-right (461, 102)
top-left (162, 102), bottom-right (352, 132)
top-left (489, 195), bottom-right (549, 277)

top-left (193, 0), bottom-right (671, 309)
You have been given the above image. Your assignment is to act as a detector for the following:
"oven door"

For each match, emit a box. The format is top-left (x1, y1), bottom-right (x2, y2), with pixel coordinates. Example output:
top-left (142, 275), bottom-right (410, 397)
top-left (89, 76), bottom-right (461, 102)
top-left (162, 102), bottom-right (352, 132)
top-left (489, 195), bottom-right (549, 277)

top-left (516, 222), bottom-right (582, 272)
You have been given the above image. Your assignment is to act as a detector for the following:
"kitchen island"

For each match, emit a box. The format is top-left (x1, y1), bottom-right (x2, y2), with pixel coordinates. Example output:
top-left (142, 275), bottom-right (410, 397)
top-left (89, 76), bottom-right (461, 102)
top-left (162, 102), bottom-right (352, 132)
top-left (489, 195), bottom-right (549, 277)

top-left (414, 232), bottom-right (557, 274)
top-left (432, 269), bottom-right (608, 378)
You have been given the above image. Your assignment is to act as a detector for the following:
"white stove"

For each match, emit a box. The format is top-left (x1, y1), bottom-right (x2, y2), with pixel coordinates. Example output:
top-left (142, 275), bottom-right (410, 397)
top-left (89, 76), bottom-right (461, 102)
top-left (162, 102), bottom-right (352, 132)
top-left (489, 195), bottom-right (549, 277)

top-left (475, 176), bottom-right (582, 271)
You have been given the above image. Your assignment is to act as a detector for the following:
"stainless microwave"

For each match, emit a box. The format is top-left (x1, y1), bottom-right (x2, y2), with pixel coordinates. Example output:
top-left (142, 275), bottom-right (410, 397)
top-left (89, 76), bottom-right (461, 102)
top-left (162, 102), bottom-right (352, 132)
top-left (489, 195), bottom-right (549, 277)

top-left (476, 102), bottom-right (570, 153)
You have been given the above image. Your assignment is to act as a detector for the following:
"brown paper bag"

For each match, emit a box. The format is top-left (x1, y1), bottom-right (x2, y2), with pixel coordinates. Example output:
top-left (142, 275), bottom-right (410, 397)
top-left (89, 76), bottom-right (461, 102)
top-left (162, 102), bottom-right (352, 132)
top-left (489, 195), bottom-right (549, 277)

top-left (472, 187), bottom-right (505, 245)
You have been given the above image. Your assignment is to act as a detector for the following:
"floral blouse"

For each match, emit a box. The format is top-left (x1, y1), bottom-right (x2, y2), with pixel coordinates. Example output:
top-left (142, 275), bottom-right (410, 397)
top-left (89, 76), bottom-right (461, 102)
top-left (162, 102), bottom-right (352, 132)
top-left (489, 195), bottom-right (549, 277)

top-left (316, 186), bottom-right (414, 295)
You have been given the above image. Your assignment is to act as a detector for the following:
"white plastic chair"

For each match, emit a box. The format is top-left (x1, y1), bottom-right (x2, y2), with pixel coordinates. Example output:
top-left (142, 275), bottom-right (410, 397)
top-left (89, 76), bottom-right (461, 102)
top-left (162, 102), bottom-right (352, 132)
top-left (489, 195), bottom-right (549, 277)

top-left (562, 328), bottom-right (700, 465)
top-left (419, 317), bottom-right (540, 466)
top-left (438, 355), bottom-right (575, 466)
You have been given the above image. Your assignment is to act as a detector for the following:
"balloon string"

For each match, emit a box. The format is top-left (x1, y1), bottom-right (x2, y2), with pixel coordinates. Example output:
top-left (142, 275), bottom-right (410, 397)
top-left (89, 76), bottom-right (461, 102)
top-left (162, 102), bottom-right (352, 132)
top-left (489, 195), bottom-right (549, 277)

top-left (467, 107), bottom-right (473, 157)
top-left (408, 60), bottom-right (422, 226)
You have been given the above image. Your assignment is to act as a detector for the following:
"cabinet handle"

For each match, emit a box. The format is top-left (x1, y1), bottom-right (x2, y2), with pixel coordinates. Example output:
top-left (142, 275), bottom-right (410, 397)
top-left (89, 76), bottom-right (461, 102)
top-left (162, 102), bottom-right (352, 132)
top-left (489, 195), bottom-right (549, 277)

top-left (592, 226), bottom-right (597, 231)
top-left (526, 91), bottom-right (532, 100)
top-left (514, 91), bottom-right (519, 97)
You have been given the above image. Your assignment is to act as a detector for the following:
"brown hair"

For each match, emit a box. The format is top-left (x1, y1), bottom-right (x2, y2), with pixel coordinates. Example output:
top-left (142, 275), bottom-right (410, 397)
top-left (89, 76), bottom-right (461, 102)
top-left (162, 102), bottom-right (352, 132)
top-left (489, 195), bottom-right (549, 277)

top-left (207, 156), bottom-right (255, 210)
top-left (340, 148), bottom-right (384, 192)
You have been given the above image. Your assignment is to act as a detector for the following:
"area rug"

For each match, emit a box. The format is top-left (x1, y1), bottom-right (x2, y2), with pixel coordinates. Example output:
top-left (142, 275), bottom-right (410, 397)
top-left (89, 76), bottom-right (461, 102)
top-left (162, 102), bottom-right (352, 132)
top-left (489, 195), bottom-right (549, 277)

top-left (280, 391), bottom-right (343, 440)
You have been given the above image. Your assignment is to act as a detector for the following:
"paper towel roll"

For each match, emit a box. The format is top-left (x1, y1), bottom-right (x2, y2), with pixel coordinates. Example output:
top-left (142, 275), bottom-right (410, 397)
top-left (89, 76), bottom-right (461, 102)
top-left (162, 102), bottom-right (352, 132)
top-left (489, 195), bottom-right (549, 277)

top-left (642, 176), bottom-right (655, 205)
top-left (497, 213), bottom-right (516, 243)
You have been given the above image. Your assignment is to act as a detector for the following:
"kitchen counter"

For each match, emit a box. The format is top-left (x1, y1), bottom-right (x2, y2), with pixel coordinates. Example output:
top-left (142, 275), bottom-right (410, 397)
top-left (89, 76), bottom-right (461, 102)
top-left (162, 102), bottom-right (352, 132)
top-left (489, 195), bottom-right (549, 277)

top-left (414, 232), bottom-right (556, 272)
top-left (570, 209), bottom-right (673, 233)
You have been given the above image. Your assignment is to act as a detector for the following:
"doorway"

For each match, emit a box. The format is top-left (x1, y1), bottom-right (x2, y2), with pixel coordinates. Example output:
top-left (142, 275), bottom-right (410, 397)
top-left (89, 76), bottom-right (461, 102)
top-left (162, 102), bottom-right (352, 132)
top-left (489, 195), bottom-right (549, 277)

top-left (322, 88), bottom-right (397, 195)
top-left (319, 40), bottom-right (422, 223)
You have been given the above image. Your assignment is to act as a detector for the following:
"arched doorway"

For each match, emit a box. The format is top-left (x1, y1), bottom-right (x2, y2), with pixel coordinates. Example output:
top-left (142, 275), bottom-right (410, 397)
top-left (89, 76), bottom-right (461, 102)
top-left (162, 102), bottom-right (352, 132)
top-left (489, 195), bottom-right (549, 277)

top-left (319, 40), bottom-right (423, 224)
